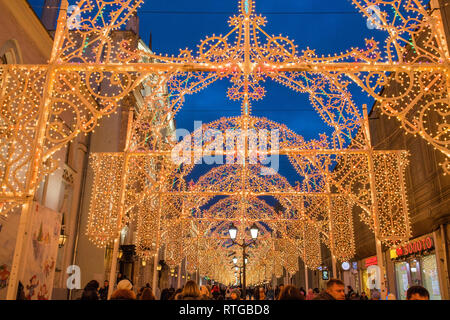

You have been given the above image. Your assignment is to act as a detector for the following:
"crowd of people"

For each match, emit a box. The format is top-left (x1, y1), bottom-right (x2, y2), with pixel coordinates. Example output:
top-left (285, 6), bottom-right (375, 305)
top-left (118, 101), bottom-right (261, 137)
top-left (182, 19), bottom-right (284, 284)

top-left (78, 277), bottom-right (431, 301)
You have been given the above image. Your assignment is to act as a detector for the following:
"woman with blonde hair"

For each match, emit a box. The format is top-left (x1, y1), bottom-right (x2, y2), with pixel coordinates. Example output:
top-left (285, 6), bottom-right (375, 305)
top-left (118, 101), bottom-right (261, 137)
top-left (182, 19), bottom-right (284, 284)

top-left (176, 280), bottom-right (202, 300)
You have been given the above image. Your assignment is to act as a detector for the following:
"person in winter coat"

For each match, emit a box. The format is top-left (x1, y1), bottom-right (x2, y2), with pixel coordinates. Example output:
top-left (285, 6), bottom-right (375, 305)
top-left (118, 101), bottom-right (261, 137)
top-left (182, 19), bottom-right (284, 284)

top-left (110, 289), bottom-right (136, 300)
top-left (346, 286), bottom-right (354, 300)
top-left (278, 285), bottom-right (305, 300)
top-left (306, 288), bottom-right (315, 300)
top-left (211, 285), bottom-right (220, 299)
top-left (98, 280), bottom-right (109, 300)
top-left (313, 279), bottom-right (346, 300)
top-left (140, 288), bottom-right (156, 300)
top-left (80, 280), bottom-right (100, 300)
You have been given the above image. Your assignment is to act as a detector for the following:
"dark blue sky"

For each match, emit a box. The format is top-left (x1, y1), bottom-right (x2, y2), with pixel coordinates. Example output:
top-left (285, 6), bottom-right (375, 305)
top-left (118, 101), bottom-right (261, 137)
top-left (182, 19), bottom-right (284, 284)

top-left (29, 0), bottom-right (389, 185)
top-left (131, 0), bottom-right (383, 138)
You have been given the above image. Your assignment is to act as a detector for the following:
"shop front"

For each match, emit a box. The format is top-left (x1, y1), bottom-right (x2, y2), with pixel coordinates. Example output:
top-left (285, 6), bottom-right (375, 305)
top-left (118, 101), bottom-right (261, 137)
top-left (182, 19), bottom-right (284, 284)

top-left (359, 256), bottom-right (381, 298)
top-left (390, 235), bottom-right (442, 300)
top-left (342, 261), bottom-right (360, 294)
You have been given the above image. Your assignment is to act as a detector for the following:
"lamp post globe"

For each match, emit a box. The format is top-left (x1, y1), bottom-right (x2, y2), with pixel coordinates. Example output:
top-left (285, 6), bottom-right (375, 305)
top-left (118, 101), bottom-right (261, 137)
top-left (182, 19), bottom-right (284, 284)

top-left (250, 223), bottom-right (259, 240)
top-left (229, 223), bottom-right (238, 240)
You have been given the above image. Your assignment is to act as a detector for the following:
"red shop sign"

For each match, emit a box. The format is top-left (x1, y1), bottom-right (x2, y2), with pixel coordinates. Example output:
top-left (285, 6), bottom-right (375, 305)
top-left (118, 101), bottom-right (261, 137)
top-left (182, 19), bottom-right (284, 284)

top-left (365, 256), bottom-right (377, 268)
top-left (395, 237), bottom-right (434, 257)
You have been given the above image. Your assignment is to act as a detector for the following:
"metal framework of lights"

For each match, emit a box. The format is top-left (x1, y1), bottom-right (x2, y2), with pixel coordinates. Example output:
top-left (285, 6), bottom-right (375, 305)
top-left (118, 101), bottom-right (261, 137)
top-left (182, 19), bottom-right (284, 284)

top-left (1, 0), bottom-right (448, 299)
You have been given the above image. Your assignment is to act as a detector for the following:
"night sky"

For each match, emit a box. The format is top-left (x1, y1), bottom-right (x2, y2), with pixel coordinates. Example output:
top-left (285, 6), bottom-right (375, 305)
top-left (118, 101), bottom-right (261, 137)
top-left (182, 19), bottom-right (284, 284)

top-left (28, 0), bottom-right (389, 186)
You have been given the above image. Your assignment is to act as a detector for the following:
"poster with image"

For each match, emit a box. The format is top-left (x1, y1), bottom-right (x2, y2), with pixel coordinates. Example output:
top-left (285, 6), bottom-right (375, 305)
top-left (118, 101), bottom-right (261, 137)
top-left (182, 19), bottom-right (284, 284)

top-left (0, 209), bottom-right (21, 299)
top-left (22, 202), bottom-right (61, 300)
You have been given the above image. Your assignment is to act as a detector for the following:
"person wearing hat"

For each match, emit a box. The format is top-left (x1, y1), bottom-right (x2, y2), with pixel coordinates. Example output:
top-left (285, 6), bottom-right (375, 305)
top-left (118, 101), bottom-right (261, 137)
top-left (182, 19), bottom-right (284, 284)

top-left (110, 279), bottom-right (136, 300)
top-left (117, 279), bottom-right (133, 291)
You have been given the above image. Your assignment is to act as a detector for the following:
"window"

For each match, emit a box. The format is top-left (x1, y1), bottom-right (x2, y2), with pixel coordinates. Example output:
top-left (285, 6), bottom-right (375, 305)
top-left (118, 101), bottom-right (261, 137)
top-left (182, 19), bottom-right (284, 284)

top-left (421, 255), bottom-right (441, 300)
top-left (395, 262), bottom-right (409, 300)
top-left (0, 40), bottom-right (22, 64)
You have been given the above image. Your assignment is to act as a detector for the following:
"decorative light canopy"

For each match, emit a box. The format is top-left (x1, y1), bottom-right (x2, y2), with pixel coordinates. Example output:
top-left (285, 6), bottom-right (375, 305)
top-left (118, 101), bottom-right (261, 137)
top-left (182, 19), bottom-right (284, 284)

top-left (1, 0), bottom-right (448, 286)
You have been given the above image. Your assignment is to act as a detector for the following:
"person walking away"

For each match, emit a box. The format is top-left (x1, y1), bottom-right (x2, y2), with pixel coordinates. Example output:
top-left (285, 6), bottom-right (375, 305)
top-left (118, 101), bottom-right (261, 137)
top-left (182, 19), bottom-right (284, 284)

top-left (160, 288), bottom-right (170, 300)
top-left (278, 285), bottom-right (305, 300)
top-left (80, 280), bottom-right (100, 300)
top-left (225, 287), bottom-right (232, 299)
top-left (254, 286), bottom-right (266, 300)
top-left (312, 288), bottom-right (320, 298)
top-left (116, 273), bottom-right (124, 285)
top-left (170, 288), bottom-right (182, 300)
top-left (360, 291), bottom-right (369, 300)
top-left (266, 285), bottom-right (274, 300)
top-left (349, 292), bottom-right (360, 300)
top-left (176, 280), bottom-right (202, 300)
top-left (313, 279), bottom-right (346, 300)
top-left (211, 285), bottom-right (220, 299)
top-left (346, 286), bottom-right (354, 300)
top-left (299, 287), bottom-right (306, 297)
top-left (306, 288), bottom-right (314, 300)
top-left (98, 280), bottom-right (109, 300)
top-left (110, 289), bottom-right (136, 300)
top-left (370, 289), bottom-right (381, 300)
top-left (140, 288), bottom-right (156, 300)
top-left (16, 282), bottom-right (26, 300)
top-left (275, 284), bottom-right (284, 300)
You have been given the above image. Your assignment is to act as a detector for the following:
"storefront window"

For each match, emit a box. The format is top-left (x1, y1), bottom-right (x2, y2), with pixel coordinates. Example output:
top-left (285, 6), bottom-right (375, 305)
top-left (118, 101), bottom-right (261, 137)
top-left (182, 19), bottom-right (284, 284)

top-left (409, 259), bottom-right (421, 286)
top-left (361, 269), bottom-right (368, 296)
top-left (395, 262), bottom-right (409, 300)
top-left (394, 254), bottom-right (442, 300)
top-left (421, 255), bottom-right (441, 300)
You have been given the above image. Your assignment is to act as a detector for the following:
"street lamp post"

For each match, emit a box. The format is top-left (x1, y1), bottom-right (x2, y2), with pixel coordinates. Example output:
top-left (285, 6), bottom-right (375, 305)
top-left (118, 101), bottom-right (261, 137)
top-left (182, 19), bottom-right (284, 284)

top-left (228, 223), bottom-right (259, 300)
top-left (232, 263), bottom-right (242, 287)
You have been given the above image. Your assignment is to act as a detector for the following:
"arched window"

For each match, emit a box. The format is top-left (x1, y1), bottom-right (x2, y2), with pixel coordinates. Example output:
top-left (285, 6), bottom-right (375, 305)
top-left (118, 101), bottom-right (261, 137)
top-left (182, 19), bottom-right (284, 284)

top-left (0, 39), bottom-right (23, 64)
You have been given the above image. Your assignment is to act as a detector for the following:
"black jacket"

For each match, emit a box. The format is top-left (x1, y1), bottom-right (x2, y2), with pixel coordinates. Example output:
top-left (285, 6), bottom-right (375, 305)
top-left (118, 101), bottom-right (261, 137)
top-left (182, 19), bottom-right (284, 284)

top-left (99, 286), bottom-right (109, 300)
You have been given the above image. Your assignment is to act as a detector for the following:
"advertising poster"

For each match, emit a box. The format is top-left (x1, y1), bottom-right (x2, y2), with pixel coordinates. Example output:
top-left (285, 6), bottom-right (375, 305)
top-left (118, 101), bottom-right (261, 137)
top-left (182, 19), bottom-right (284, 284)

top-left (0, 202), bottom-right (61, 300)
top-left (22, 202), bottom-right (61, 300)
top-left (0, 208), bottom-right (21, 299)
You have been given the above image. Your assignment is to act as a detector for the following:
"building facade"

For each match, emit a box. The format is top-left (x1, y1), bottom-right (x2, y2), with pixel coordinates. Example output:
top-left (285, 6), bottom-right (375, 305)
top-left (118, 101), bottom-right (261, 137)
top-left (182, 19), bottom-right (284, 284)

top-left (290, 0), bottom-right (450, 300)
top-left (342, 0), bottom-right (450, 300)
top-left (0, 0), bottom-right (176, 299)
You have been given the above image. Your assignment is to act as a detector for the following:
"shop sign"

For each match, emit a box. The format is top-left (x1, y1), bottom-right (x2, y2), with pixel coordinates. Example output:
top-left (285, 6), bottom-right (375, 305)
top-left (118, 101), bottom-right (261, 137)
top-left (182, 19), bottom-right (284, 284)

top-left (395, 237), bottom-right (434, 257)
top-left (390, 249), bottom-right (398, 259)
top-left (365, 256), bottom-right (377, 268)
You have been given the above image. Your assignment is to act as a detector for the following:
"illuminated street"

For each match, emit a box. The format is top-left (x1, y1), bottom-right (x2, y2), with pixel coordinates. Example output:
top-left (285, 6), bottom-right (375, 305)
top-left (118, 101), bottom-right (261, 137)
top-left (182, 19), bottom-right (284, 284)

top-left (0, 0), bottom-right (448, 308)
